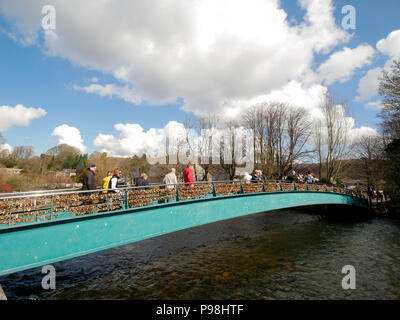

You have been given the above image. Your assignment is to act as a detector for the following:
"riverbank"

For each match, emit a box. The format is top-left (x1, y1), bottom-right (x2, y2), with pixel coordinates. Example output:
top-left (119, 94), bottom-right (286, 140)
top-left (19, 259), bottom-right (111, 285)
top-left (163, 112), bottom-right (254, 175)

top-left (371, 201), bottom-right (400, 219)
top-left (296, 202), bottom-right (400, 220)
top-left (294, 204), bottom-right (374, 221)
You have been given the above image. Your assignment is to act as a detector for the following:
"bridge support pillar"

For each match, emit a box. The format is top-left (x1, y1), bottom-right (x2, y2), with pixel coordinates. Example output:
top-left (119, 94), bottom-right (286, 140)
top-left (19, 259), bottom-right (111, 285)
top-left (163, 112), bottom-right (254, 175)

top-left (0, 283), bottom-right (6, 300)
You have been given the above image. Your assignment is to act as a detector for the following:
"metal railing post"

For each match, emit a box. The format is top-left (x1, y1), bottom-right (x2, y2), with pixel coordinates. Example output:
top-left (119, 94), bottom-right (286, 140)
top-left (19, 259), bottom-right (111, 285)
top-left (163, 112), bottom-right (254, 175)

top-left (212, 183), bottom-right (216, 197)
top-left (125, 191), bottom-right (129, 209)
top-left (176, 185), bottom-right (180, 202)
top-left (50, 195), bottom-right (54, 220)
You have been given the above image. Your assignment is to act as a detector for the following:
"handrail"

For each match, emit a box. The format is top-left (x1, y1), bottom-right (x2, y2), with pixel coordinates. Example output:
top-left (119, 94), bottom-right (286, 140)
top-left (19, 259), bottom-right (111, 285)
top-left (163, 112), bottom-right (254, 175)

top-left (0, 180), bottom-right (346, 200)
top-left (0, 180), bottom-right (366, 228)
top-left (0, 188), bottom-right (80, 198)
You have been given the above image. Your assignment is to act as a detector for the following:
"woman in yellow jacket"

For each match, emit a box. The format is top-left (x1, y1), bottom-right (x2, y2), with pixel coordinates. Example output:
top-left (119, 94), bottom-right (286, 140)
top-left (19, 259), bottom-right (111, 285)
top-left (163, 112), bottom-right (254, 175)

top-left (102, 171), bottom-right (112, 193)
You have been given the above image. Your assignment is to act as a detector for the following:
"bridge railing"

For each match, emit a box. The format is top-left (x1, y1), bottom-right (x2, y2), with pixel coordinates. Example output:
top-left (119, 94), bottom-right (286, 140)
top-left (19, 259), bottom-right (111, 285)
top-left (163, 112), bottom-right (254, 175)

top-left (0, 187), bottom-right (80, 199)
top-left (0, 180), bottom-right (365, 228)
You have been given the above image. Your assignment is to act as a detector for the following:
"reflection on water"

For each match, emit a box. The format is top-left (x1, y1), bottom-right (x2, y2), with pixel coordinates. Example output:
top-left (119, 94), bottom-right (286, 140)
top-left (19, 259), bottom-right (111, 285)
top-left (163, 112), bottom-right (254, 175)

top-left (2, 208), bottom-right (400, 299)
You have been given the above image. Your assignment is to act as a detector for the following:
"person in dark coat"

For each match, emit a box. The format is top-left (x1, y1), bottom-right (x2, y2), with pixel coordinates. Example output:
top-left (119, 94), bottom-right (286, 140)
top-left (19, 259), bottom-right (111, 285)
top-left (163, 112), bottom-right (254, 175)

top-left (80, 164), bottom-right (97, 205)
top-left (256, 170), bottom-right (265, 182)
top-left (82, 164), bottom-right (97, 191)
top-left (136, 173), bottom-right (149, 190)
top-left (251, 170), bottom-right (258, 183)
top-left (286, 170), bottom-right (298, 183)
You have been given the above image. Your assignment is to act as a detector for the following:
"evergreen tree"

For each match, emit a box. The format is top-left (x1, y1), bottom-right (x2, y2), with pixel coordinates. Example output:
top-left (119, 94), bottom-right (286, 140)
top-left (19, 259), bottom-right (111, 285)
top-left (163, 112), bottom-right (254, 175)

top-left (75, 154), bottom-right (88, 176)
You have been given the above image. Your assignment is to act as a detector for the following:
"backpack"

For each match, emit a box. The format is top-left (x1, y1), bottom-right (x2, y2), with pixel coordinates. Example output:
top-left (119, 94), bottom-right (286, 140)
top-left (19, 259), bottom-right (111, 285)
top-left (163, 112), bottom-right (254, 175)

top-left (102, 176), bottom-right (112, 194)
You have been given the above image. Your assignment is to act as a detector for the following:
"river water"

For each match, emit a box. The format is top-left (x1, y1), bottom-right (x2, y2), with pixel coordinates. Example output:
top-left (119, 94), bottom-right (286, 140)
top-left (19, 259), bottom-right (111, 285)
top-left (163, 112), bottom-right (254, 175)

top-left (2, 207), bottom-right (400, 300)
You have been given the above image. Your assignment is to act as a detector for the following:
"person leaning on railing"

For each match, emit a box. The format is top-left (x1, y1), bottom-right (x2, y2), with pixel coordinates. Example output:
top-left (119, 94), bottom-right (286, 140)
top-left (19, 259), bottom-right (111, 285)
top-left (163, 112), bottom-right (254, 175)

top-left (136, 173), bottom-right (150, 190)
top-left (109, 169), bottom-right (122, 193)
top-left (305, 172), bottom-right (313, 184)
top-left (286, 170), bottom-right (298, 183)
top-left (242, 172), bottom-right (252, 184)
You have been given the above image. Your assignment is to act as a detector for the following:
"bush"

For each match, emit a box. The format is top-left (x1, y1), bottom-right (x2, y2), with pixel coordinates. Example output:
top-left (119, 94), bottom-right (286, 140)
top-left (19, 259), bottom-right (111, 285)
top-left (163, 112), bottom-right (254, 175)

top-left (0, 183), bottom-right (13, 193)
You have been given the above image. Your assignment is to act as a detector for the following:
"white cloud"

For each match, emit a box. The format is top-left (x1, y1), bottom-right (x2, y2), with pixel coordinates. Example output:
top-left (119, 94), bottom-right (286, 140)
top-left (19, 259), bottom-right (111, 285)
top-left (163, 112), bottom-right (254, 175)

top-left (348, 126), bottom-right (379, 143)
top-left (74, 83), bottom-right (142, 104)
top-left (297, 0), bottom-right (350, 53)
top-left (0, 0), bottom-right (41, 46)
top-left (0, 143), bottom-right (13, 154)
top-left (51, 124), bottom-right (87, 153)
top-left (365, 101), bottom-right (383, 111)
top-left (0, 104), bottom-right (47, 131)
top-left (355, 29), bottom-right (400, 102)
top-left (94, 121), bottom-right (186, 158)
top-left (0, 0), bottom-right (351, 116)
top-left (243, 81), bottom-right (328, 120)
top-left (377, 29), bottom-right (400, 60)
top-left (0, 0), bottom-right (377, 152)
top-left (317, 45), bottom-right (375, 86)
top-left (356, 67), bottom-right (383, 102)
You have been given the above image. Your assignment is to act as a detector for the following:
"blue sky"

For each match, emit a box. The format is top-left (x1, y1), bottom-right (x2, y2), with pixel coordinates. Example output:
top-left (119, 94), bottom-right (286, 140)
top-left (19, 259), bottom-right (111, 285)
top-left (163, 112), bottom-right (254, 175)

top-left (0, 0), bottom-right (399, 156)
top-left (0, 26), bottom-right (188, 153)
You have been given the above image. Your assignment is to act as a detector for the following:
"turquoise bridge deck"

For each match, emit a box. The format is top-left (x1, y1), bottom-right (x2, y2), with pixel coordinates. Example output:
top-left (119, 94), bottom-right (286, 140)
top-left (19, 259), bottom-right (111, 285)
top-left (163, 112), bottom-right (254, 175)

top-left (0, 181), bottom-right (368, 276)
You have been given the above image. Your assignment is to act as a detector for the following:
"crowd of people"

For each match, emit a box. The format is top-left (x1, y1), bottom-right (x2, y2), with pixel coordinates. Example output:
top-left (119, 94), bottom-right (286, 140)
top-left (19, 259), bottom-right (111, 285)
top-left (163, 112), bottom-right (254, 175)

top-left (285, 170), bottom-right (316, 184)
top-left (81, 164), bottom-right (194, 193)
top-left (81, 163), bottom-right (319, 194)
top-left (367, 187), bottom-right (386, 203)
top-left (241, 169), bottom-right (317, 184)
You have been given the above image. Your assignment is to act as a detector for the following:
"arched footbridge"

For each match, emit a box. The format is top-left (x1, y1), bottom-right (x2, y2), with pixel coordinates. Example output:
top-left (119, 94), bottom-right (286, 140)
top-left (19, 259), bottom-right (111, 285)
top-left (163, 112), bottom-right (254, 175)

top-left (0, 181), bottom-right (368, 276)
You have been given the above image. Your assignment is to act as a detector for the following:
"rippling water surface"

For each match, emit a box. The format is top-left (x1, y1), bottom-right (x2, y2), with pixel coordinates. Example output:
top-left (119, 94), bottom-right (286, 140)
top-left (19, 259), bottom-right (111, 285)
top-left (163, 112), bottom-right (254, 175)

top-left (2, 208), bottom-right (400, 299)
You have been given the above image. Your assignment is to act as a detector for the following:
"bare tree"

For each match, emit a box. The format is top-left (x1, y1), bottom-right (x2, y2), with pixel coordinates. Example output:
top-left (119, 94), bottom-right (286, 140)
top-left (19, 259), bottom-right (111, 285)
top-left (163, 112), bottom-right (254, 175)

top-left (10, 146), bottom-right (34, 161)
top-left (195, 114), bottom-right (220, 180)
top-left (319, 91), bottom-right (350, 183)
top-left (285, 107), bottom-right (313, 171)
top-left (352, 134), bottom-right (383, 190)
top-left (312, 119), bottom-right (324, 179)
top-left (242, 106), bottom-right (259, 166)
top-left (219, 119), bottom-right (243, 180)
top-left (242, 102), bottom-right (313, 178)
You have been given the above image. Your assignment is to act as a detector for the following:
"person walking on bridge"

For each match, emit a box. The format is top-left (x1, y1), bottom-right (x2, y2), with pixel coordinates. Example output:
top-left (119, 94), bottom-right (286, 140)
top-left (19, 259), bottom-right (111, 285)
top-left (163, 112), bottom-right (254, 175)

top-left (102, 171), bottom-right (112, 194)
top-left (109, 169), bottom-right (122, 193)
top-left (82, 164), bottom-right (97, 191)
top-left (163, 168), bottom-right (178, 190)
top-left (184, 164), bottom-right (194, 187)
